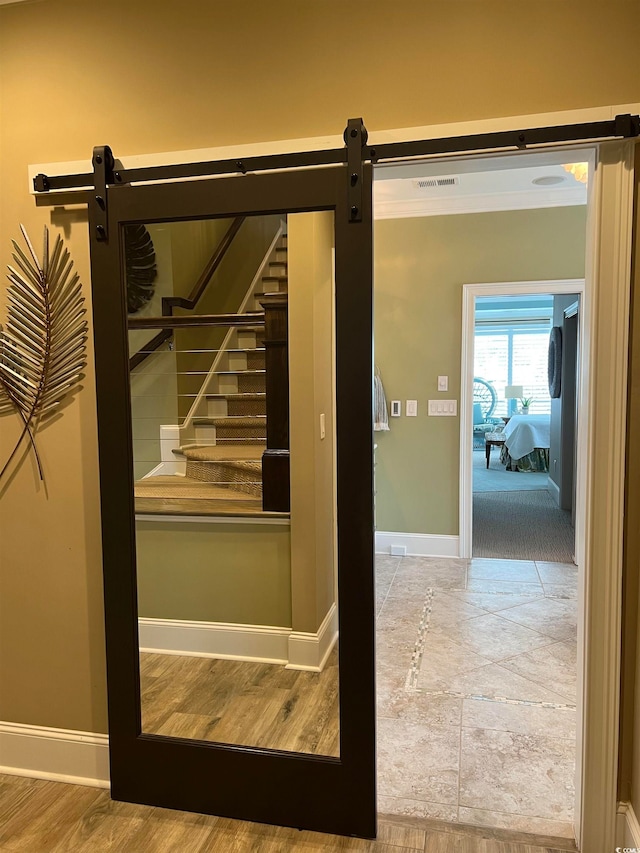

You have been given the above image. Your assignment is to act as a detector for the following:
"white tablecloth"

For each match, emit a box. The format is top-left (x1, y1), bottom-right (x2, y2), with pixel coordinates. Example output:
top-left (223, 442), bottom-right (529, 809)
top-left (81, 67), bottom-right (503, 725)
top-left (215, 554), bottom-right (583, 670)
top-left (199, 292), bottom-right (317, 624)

top-left (502, 414), bottom-right (551, 460)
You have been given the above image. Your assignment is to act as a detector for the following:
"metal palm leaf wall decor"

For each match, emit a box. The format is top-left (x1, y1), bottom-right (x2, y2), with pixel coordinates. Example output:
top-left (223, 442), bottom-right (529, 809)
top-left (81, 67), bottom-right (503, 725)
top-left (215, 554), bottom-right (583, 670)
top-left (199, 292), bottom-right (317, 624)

top-left (125, 224), bottom-right (157, 314)
top-left (0, 225), bottom-right (87, 485)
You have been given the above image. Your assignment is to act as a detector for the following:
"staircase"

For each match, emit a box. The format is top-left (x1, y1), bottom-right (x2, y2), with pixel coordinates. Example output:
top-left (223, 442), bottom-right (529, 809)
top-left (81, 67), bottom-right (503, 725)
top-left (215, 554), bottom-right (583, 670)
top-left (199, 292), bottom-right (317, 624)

top-left (134, 235), bottom-right (288, 517)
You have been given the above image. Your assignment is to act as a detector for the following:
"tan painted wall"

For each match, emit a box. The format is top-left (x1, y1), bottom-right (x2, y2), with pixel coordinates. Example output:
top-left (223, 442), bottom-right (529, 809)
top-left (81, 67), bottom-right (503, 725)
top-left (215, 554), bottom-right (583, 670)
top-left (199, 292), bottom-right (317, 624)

top-left (374, 206), bottom-right (587, 536)
top-left (0, 0), bottom-right (638, 736)
top-left (288, 213), bottom-right (337, 634)
top-left (136, 521), bottom-right (291, 626)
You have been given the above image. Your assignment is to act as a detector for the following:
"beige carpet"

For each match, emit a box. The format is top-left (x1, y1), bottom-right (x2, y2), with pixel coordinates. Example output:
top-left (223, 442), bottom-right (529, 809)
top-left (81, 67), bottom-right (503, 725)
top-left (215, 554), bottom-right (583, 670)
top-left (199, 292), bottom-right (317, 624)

top-left (473, 489), bottom-right (575, 562)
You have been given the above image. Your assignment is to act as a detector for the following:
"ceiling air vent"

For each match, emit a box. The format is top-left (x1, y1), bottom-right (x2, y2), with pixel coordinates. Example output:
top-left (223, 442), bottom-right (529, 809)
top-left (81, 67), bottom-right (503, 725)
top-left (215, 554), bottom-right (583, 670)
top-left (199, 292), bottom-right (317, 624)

top-left (412, 176), bottom-right (460, 189)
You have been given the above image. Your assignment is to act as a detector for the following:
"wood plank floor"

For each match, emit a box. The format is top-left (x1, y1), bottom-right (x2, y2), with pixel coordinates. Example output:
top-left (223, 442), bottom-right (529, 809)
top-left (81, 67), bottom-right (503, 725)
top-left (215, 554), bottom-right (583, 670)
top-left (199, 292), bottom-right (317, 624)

top-left (139, 649), bottom-right (340, 756)
top-left (0, 774), bottom-right (578, 852)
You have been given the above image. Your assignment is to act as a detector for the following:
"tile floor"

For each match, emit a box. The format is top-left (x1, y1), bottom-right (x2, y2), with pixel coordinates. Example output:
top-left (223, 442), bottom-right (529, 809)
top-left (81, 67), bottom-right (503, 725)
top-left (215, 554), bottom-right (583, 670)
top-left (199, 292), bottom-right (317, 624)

top-left (376, 554), bottom-right (577, 840)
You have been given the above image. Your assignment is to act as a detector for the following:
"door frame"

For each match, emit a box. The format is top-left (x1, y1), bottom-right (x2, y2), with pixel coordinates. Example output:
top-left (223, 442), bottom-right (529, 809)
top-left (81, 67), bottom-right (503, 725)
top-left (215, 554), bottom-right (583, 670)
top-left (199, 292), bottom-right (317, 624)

top-left (455, 141), bottom-right (636, 851)
top-left (88, 163), bottom-right (377, 838)
top-left (459, 276), bottom-right (586, 562)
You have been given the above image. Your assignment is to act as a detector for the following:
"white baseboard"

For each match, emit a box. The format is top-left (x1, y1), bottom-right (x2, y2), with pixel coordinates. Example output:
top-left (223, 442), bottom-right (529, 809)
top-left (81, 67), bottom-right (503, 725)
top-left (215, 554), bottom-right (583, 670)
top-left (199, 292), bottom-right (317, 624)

top-left (142, 461), bottom-right (186, 478)
top-left (139, 618), bottom-right (290, 665)
top-left (547, 476), bottom-right (560, 506)
top-left (140, 610), bottom-right (338, 672)
top-left (287, 603), bottom-right (338, 672)
top-left (141, 425), bottom-right (185, 478)
top-left (0, 722), bottom-right (109, 788)
top-left (617, 802), bottom-right (640, 847)
top-left (375, 531), bottom-right (460, 558)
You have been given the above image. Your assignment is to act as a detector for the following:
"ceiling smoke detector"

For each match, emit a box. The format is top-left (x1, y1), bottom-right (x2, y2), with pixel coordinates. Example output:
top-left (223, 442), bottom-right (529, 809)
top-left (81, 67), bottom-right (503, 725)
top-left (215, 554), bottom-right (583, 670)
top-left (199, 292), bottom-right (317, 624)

top-left (412, 176), bottom-right (460, 189)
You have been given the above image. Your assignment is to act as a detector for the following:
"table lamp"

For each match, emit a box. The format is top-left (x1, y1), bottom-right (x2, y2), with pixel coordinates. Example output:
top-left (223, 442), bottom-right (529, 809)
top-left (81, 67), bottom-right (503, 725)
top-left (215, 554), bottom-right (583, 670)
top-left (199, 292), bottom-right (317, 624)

top-left (504, 385), bottom-right (524, 417)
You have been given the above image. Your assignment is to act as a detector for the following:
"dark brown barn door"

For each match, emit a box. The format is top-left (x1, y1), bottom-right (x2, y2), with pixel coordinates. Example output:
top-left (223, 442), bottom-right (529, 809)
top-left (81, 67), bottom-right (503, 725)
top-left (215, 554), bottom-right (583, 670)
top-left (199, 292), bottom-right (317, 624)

top-left (88, 163), bottom-right (375, 838)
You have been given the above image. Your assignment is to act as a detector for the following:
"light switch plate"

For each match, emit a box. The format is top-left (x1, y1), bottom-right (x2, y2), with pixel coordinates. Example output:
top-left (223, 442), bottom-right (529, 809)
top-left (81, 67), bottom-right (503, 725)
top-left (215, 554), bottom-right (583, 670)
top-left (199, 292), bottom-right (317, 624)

top-left (391, 400), bottom-right (401, 417)
top-left (406, 400), bottom-right (418, 416)
top-left (428, 400), bottom-right (458, 416)
top-left (437, 375), bottom-right (448, 391)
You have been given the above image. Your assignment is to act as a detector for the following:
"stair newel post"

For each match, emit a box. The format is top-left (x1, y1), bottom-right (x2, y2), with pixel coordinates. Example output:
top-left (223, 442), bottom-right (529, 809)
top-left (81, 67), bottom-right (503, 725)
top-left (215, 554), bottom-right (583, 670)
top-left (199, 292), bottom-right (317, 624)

top-left (259, 293), bottom-right (290, 511)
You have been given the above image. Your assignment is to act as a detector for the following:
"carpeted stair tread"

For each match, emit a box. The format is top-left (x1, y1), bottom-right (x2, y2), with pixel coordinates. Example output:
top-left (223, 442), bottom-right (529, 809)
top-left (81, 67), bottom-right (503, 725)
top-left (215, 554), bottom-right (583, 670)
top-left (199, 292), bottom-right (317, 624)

top-left (180, 444), bottom-right (264, 496)
top-left (176, 444), bottom-right (265, 462)
top-left (215, 438), bottom-right (265, 445)
top-left (135, 476), bottom-right (256, 501)
top-left (194, 416), bottom-right (265, 428)
top-left (181, 456), bottom-right (262, 475)
top-left (134, 475), bottom-right (286, 518)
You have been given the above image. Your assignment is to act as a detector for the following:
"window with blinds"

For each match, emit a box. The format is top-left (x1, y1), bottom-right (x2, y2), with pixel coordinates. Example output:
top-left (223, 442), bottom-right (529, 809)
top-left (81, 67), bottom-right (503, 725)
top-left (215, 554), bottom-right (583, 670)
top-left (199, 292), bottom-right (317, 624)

top-left (474, 321), bottom-right (552, 416)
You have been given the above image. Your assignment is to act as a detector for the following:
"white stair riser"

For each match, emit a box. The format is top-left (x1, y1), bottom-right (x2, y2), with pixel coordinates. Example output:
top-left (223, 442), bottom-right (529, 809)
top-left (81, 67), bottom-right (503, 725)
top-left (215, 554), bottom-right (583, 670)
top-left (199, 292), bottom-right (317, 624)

top-left (236, 330), bottom-right (257, 349)
top-left (227, 352), bottom-right (248, 371)
top-left (268, 263), bottom-right (287, 276)
top-left (216, 375), bottom-right (239, 394)
top-left (194, 424), bottom-right (217, 443)
top-left (206, 398), bottom-right (228, 418)
top-left (259, 281), bottom-right (285, 294)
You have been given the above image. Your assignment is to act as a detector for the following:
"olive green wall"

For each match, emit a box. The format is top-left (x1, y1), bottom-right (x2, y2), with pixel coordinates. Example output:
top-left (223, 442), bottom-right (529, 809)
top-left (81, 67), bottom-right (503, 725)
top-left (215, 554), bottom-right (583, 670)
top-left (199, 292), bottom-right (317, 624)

top-left (374, 206), bottom-right (587, 536)
top-left (0, 0), bottom-right (638, 742)
top-left (136, 522), bottom-right (291, 626)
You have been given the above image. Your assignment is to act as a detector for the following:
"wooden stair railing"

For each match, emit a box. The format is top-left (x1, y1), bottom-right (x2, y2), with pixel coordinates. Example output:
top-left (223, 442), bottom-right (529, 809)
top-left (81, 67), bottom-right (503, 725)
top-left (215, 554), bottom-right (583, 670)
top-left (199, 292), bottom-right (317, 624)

top-left (128, 216), bottom-right (245, 370)
top-left (259, 293), bottom-right (289, 512)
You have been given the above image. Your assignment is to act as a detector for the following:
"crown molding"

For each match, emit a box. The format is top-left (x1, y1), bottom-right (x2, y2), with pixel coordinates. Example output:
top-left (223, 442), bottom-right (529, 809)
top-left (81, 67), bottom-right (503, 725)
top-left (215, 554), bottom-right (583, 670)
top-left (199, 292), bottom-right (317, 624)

top-left (374, 187), bottom-right (586, 219)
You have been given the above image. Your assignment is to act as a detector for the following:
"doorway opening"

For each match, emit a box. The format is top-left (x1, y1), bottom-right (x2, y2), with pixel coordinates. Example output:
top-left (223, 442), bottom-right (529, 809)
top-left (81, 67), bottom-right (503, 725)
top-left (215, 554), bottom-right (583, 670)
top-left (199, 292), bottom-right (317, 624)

top-left (470, 286), bottom-right (580, 564)
top-left (373, 148), bottom-right (592, 842)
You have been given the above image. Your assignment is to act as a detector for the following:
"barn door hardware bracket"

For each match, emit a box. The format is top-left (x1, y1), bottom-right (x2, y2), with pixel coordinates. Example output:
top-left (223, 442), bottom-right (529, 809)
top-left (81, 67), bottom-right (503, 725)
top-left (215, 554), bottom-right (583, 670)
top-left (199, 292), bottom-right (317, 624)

top-left (92, 145), bottom-right (114, 241)
top-left (615, 113), bottom-right (640, 139)
top-left (345, 118), bottom-right (368, 222)
top-left (33, 173), bottom-right (50, 192)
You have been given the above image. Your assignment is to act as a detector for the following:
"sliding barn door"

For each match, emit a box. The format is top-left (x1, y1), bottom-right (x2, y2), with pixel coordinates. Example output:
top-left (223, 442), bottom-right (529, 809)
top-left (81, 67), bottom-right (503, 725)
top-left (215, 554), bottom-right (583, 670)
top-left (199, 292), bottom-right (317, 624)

top-left (89, 163), bottom-right (376, 838)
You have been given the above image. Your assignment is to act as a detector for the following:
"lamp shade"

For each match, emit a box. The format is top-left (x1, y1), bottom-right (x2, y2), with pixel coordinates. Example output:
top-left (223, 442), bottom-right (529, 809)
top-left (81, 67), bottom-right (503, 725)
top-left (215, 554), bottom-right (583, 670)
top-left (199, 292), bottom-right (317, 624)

top-left (504, 385), bottom-right (524, 399)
